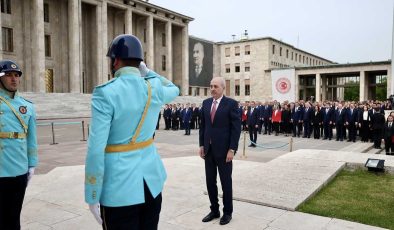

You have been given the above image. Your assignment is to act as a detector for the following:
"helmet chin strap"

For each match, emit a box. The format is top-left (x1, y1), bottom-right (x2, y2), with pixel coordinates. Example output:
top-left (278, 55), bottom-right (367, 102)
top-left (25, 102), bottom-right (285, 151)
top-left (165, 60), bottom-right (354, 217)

top-left (0, 77), bottom-right (17, 93)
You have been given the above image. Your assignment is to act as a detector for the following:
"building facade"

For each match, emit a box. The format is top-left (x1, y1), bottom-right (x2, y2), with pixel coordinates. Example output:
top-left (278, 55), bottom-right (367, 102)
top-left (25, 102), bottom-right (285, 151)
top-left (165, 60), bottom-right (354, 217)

top-left (216, 37), bottom-right (333, 102)
top-left (0, 0), bottom-right (193, 95)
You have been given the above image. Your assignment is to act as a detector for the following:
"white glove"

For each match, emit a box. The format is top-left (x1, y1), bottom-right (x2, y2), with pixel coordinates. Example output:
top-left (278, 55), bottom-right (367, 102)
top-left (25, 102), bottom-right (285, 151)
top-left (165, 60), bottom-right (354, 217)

top-left (89, 203), bottom-right (103, 225)
top-left (27, 167), bottom-right (35, 185)
top-left (139, 61), bottom-right (150, 77)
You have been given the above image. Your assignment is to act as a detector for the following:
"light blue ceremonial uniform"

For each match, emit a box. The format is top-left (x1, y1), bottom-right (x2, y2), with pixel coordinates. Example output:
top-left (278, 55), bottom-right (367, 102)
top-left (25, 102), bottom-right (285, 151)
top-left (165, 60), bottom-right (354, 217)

top-left (85, 67), bottom-right (179, 207)
top-left (0, 88), bottom-right (38, 177)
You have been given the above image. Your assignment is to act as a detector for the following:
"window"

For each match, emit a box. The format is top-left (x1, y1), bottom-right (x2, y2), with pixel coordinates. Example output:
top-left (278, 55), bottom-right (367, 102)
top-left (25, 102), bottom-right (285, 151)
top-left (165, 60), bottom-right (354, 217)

top-left (245, 45), bottom-right (250, 55)
top-left (225, 64), bottom-right (230, 73)
top-left (235, 63), bottom-right (240, 72)
top-left (162, 55), bottom-right (166, 71)
top-left (235, 46), bottom-right (240, 56)
top-left (286, 49), bottom-right (289, 58)
top-left (143, 28), bottom-right (146, 42)
top-left (1, 0), bottom-right (11, 14)
top-left (306, 57), bottom-right (309, 65)
top-left (2, 27), bottom-right (13, 52)
top-left (295, 53), bottom-right (297, 62)
top-left (225, 47), bottom-right (230, 57)
top-left (272, 44), bottom-right (275, 54)
top-left (245, 62), bottom-right (250, 72)
top-left (45, 35), bottom-right (51, 57)
top-left (291, 52), bottom-right (293, 60)
top-left (235, 80), bottom-right (240, 96)
top-left (44, 3), bottom-right (49, 22)
top-left (204, 88), bottom-right (208, 96)
top-left (245, 84), bottom-right (250, 96)
top-left (279, 47), bottom-right (282, 56)
top-left (303, 56), bottom-right (305, 63)
top-left (162, 33), bottom-right (166, 47)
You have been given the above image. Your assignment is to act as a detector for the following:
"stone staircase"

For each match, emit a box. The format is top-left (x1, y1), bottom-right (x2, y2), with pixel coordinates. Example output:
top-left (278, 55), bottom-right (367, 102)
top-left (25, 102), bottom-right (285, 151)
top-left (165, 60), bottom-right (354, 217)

top-left (20, 92), bottom-right (205, 119)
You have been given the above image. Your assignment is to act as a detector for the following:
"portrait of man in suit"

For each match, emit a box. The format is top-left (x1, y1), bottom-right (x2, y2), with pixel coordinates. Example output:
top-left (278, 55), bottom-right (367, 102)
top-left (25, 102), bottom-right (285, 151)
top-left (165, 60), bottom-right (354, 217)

top-left (189, 38), bottom-right (213, 87)
top-left (199, 77), bottom-right (241, 225)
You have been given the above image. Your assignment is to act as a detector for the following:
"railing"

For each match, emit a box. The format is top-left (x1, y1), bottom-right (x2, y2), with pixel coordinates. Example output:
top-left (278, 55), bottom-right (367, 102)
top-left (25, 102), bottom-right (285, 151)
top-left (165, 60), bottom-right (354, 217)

top-left (37, 119), bottom-right (90, 145)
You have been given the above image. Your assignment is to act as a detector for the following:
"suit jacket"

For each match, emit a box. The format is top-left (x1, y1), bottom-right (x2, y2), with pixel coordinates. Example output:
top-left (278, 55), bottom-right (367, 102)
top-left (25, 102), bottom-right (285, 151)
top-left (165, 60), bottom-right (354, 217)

top-left (312, 110), bottom-right (322, 125)
top-left (334, 109), bottom-right (346, 125)
top-left (183, 108), bottom-right (192, 122)
top-left (199, 96), bottom-right (241, 158)
top-left (345, 108), bottom-right (358, 124)
top-left (383, 122), bottom-right (394, 139)
top-left (371, 112), bottom-right (385, 130)
top-left (322, 107), bottom-right (334, 123)
top-left (247, 107), bottom-right (259, 126)
top-left (261, 105), bottom-right (272, 120)
top-left (303, 108), bottom-right (313, 122)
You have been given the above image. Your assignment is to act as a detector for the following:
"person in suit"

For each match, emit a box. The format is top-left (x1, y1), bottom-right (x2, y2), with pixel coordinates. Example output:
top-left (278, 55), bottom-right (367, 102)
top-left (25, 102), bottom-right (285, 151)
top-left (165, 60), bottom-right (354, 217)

top-left (191, 103), bottom-right (198, 129)
top-left (293, 102), bottom-right (304, 137)
top-left (281, 104), bottom-right (291, 136)
top-left (171, 104), bottom-right (179, 130)
top-left (163, 104), bottom-right (172, 130)
top-left (334, 104), bottom-right (346, 141)
top-left (241, 106), bottom-right (248, 131)
top-left (302, 102), bottom-right (313, 138)
top-left (183, 103), bottom-right (192, 135)
top-left (370, 107), bottom-right (385, 149)
top-left (322, 103), bottom-right (334, 140)
top-left (199, 77), bottom-right (241, 226)
top-left (311, 105), bottom-right (322, 139)
top-left (345, 103), bottom-right (358, 142)
top-left (256, 101), bottom-right (263, 134)
top-left (247, 101), bottom-right (259, 147)
top-left (179, 104), bottom-right (185, 130)
top-left (358, 105), bottom-right (371, 142)
top-left (85, 35), bottom-right (179, 229)
top-left (262, 102), bottom-right (272, 135)
top-left (382, 115), bottom-right (394, 155)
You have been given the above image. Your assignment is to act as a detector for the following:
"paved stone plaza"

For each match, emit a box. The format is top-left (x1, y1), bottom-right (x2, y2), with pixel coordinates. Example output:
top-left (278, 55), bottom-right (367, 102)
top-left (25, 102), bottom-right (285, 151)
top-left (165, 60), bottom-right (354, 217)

top-left (19, 125), bottom-right (394, 229)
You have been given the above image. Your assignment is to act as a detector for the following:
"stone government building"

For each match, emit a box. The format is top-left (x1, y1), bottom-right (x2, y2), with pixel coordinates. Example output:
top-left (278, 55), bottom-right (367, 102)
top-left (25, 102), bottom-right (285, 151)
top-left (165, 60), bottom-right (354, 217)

top-left (1, 0), bottom-right (391, 101)
top-left (0, 0), bottom-right (192, 95)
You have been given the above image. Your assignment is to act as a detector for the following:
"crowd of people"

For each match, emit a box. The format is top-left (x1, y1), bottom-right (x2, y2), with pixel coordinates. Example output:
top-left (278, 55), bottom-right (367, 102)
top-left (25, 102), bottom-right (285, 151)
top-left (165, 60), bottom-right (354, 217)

top-left (160, 99), bottom-right (394, 155)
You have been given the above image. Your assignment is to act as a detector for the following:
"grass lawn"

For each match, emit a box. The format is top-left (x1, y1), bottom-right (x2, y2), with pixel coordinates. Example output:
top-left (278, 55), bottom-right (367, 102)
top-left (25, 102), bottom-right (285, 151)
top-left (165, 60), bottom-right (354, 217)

top-left (297, 168), bottom-right (394, 229)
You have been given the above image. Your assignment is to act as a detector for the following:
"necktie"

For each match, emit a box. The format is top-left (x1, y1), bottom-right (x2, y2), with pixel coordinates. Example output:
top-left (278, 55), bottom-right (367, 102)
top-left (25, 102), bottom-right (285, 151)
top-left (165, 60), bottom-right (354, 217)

top-left (211, 100), bottom-right (217, 123)
top-left (389, 122), bottom-right (392, 128)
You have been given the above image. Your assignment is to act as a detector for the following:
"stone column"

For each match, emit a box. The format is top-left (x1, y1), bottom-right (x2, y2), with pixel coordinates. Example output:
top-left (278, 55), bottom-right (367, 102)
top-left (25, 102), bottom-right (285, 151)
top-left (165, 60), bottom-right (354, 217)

top-left (125, 8), bottom-right (133, 34)
top-left (165, 21), bottom-right (173, 81)
top-left (31, 0), bottom-right (45, 92)
top-left (146, 15), bottom-right (154, 67)
top-left (181, 25), bottom-right (189, 95)
top-left (68, 0), bottom-right (81, 92)
top-left (95, 3), bottom-right (103, 85)
top-left (101, 0), bottom-right (108, 82)
top-left (315, 73), bottom-right (321, 102)
top-left (321, 75), bottom-right (327, 101)
top-left (359, 71), bottom-right (366, 101)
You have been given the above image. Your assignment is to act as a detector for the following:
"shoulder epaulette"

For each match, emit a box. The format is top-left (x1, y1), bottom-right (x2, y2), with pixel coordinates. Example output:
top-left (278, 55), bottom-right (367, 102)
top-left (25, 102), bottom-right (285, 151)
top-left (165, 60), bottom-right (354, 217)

top-left (20, 97), bottom-right (34, 104)
top-left (96, 77), bottom-right (118, 88)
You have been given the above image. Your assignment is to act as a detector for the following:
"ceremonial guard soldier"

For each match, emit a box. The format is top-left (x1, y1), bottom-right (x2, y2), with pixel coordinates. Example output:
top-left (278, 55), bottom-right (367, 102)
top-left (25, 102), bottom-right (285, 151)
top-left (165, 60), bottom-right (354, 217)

top-left (0, 60), bottom-right (38, 230)
top-left (85, 34), bottom-right (179, 229)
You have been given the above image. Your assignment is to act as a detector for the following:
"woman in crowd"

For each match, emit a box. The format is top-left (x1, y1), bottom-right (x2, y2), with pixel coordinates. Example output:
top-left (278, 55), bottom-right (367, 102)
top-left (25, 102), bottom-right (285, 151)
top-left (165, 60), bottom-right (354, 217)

top-left (358, 105), bottom-right (371, 142)
top-left (272, 104), bottom-right (282, 136)
top-left (242, 107), bottom-right (248, 131)
top-left (312, 105), bottom-right (322, 139)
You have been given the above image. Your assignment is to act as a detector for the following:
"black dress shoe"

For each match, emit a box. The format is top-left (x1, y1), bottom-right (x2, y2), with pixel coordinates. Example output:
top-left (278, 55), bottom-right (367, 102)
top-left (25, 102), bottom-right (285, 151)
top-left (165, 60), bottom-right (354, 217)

top-left (202, 212), bottom-right (220, 222)
top-left (219, 214), bottom-right (232, 225)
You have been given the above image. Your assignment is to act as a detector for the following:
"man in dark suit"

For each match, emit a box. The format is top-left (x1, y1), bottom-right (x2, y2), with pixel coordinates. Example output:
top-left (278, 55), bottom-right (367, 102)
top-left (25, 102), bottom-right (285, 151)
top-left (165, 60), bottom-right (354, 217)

top-left (171, 104), bottom-right (179, 130)
top-left (302, 102), bottom-right (313, 138)
top-left (199, 77), bottom-right (241, 226)
top-left (191, 103), bottom-right (199, 129)
top-left (345, 103), bottom-right (358, 142)
top-left (293, 102), bottom-right (304, 137)
top-left (247, 101), bottom-right (259, 147)
top-left (322, 103), bottom-right (334, 140)
top-left (382, 115), bottom-right (394, 155)
top-left (163, 104), bottom-right (171, 130)
top-left (371, 107), bottom-right (385, 149)
top-left (261, 102), bottom-right (272, 135)
top-left (183, 103), bottom-right (192, 135)
top-left (334, 104), bottom-right (346, 141)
